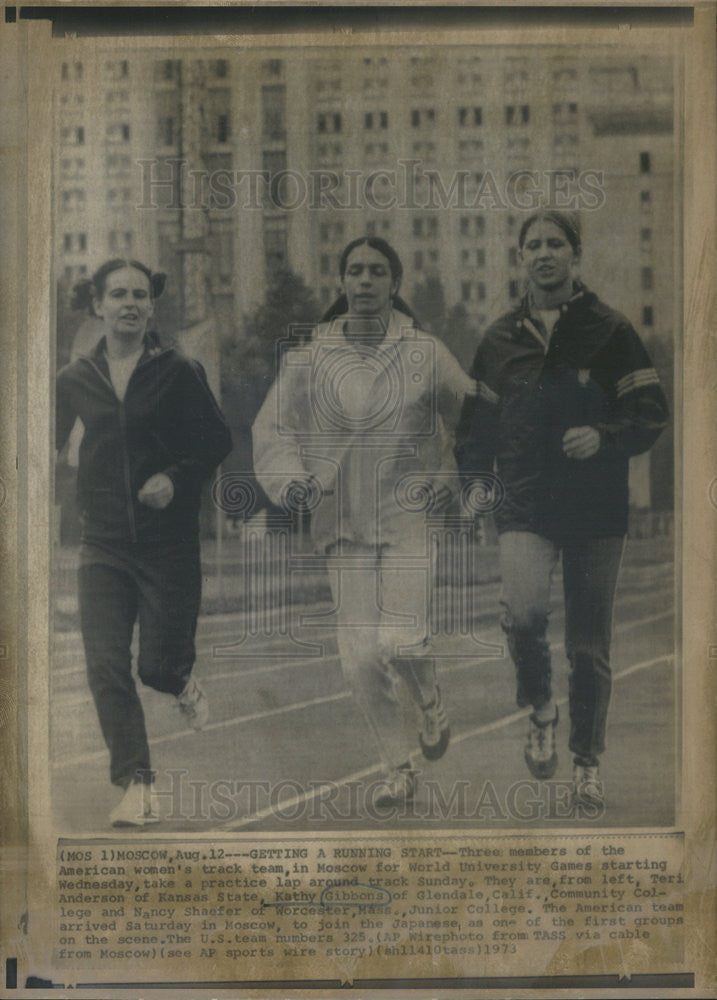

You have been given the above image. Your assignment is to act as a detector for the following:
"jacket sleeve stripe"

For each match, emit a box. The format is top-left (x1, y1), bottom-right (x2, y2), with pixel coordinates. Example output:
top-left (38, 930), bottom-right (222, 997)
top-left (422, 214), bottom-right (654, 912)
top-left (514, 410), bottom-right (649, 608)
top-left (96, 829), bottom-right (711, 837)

top-left (477, 380), bottom-right (500, 406)
top-left (615, 368), bottom-right (660, 397)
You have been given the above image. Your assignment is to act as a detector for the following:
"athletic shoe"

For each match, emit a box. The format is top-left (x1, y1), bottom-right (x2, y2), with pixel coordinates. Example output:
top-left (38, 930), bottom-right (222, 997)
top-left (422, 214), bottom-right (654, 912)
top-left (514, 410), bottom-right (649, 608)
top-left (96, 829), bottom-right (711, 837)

top-left (109, 782), bottom-right (160, 828)
top-left (419, 685), bottom-right (450, 761)
top-left (524, 706), bottom-right (559, 779)
top-left (177, 677), bottom-right (209, 730)
top-left (572, 763), bottom-right (605, 815)
top-left (374, 764), bottom-right (417, 808)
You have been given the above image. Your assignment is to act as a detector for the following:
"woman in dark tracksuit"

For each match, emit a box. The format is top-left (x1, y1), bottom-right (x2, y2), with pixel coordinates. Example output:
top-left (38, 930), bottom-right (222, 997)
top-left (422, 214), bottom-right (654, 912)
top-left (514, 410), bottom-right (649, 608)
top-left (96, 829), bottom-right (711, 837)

top-left (455, 210), bottom-right (668, 813)
top-left (56, 258), bottom-right (232, 827)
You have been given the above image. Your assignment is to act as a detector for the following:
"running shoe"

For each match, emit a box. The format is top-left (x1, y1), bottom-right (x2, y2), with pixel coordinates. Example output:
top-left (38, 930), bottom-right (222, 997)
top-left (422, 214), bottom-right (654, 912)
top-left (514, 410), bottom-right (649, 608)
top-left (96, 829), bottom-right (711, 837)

top-left (177, 676), bottom-right (209, 730)
top-left (419, 685), bottom-right (450, 760)
top-left (524, 706), bottom-right (559, 779)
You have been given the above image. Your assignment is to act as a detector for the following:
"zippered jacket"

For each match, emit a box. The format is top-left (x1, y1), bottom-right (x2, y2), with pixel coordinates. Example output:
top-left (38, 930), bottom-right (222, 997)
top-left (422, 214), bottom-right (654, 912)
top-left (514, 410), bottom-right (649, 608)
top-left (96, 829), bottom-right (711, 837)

top-left (56, 332), bottom-right (232, 544)
top-left (252, 308), bottom-right (475, 552)
top-left (454, 285), bottom-right (669, 538)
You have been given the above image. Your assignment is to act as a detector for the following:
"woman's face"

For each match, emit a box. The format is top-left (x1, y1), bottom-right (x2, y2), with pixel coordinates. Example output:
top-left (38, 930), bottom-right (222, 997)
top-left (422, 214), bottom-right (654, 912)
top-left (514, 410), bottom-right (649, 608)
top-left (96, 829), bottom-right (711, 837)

top-left (93, 266), bottom-right (154, 339)
top-left (341, 244), bottom-right (398, 317)
top-left (519, 219), bottom-right (579, 294)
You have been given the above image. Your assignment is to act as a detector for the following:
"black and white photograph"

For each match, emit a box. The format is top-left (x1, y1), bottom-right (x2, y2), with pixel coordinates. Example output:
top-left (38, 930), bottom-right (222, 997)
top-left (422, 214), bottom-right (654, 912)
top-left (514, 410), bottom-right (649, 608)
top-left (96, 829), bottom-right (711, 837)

top-left (49, 29), bottom-right (678, 835)
top-left (5, 4), bottom-right (717, 994)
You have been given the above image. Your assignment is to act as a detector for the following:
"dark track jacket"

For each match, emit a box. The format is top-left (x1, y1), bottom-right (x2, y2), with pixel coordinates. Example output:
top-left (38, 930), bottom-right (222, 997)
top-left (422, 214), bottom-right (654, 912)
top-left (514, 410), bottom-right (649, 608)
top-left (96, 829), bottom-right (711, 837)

top-left (455, 285), bottom-right (669, 539)
top-left (56, 331), bottom-right (232, 544)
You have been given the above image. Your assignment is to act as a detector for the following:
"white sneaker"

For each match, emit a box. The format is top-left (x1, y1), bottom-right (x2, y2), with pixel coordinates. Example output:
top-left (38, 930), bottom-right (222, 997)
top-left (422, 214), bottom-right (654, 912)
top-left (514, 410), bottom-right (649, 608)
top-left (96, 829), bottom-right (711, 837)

top-left (177, 677), bottom-right (209, 730)
top-left (109, 782), bottom-right (160, 827)
top-left (374, 765), bottom-right (417, 808)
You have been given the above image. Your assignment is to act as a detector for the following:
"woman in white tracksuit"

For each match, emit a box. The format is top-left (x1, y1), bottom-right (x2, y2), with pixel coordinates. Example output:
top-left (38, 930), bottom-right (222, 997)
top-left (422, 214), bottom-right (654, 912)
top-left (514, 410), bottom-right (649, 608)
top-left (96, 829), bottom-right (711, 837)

top-left (252, 236), bottom-right (475, 806)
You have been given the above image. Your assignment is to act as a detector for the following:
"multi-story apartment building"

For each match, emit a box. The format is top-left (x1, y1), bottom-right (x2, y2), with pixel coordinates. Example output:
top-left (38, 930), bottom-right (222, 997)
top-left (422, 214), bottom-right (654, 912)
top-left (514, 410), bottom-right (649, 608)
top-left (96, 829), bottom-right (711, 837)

top-left (55, 45), bottom-right (676, 347)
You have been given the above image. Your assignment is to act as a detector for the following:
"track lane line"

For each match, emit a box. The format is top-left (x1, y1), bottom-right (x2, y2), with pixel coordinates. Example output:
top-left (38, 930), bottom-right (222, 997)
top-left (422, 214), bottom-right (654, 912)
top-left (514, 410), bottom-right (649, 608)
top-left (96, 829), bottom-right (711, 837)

top-left (220, 653), bottom-right (675, 830)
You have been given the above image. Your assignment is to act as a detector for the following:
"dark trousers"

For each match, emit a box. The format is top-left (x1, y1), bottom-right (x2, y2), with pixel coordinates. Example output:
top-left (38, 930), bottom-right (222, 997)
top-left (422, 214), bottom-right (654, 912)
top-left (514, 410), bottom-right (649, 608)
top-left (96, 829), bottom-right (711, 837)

top-left (78, 539), bottom-right (202, 788)
top-left (498, 530), bottom-right (625, 762)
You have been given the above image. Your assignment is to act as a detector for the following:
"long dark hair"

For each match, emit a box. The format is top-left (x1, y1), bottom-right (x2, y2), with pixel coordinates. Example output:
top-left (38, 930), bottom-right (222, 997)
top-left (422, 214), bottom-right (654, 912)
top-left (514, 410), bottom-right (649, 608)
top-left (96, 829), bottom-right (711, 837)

top-left (70, 258), bottom-right (166, 316)
top-left (320, 236), bottom-right (420, 325)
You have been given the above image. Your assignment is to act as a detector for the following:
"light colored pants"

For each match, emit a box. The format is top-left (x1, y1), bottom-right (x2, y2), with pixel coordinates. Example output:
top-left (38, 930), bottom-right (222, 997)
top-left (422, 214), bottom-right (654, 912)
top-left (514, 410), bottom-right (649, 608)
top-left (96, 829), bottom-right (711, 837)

top-left (325, 538), bottom-right (438, 770)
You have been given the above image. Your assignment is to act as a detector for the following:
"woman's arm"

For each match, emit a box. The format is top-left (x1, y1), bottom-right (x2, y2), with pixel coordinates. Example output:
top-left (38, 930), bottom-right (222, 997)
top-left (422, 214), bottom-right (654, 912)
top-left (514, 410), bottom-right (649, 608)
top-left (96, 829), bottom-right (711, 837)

top-left (595, 323), bottom-right (669, 457)
top-left (454, 340), bottom-right (500, 482)
top-left (252, 357), bottom-right (312, 508)
top-left (160, 359), bottom-right (233, 496)
top-left (55, 367), bottom-right (78, 455)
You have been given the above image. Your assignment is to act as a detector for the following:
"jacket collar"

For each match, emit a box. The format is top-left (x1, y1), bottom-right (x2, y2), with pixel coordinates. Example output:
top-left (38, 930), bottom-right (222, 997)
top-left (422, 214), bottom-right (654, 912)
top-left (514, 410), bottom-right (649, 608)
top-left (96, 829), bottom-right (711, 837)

top-left (523, 282), bottom-right (588, 321)
top-left (89, 330), bottom-right (165, 364)
top-left (319, 308), bottom-right (416, 347)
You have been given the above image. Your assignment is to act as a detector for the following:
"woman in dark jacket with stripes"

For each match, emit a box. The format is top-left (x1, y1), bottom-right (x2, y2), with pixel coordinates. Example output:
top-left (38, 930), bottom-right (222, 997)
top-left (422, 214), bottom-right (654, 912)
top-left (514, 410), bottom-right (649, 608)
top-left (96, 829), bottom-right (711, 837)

top-left (455, 210), bottom-right (669, 814)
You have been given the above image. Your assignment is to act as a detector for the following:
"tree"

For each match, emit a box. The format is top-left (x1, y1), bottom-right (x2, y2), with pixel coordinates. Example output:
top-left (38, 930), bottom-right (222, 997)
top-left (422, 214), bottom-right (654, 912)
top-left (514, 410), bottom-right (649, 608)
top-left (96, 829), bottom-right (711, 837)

top-left (442, 302), bottom-right (478, 370)
top-left (219, 269), bottom-right (321, 506)
top-left (411, 275), bottom-right (446, 336)
top-left (643, 332), bottom-right (674, 514)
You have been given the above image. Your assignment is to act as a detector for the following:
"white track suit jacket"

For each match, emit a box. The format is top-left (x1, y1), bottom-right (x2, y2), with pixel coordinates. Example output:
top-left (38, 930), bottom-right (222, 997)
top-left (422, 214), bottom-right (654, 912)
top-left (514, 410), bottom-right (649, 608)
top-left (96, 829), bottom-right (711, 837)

top-left (252, 309), bottom-right (475, 552)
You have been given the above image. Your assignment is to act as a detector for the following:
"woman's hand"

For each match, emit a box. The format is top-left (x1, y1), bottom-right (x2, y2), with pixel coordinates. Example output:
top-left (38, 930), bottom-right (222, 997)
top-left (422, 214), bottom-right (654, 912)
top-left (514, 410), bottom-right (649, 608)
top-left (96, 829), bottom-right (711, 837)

top-left (562, 426), bottom-right (601, 460)
top-left (138, 473), bottom-right (175, 509)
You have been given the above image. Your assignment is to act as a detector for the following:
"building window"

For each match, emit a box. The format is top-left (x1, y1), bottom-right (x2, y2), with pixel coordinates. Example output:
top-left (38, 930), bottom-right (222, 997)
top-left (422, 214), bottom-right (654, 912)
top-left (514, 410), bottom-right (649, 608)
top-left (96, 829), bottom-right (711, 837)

top-left (317, 112), bottom-right (342, 134)
top-left (364, 112), bottom-right (373, 130)
top-left (217, 115), bottom-right (230, 143)
top-left (214, 59), bottom-right (228, 78)
top-left (641, 266), bottom-right (653, 291)
top-left (640, 190), bottom-right (652, 207)
top-left (413, 218), bottom-right (423, 237)
top-left (642, 306), bottom-right (654, 326)
top-left (159, 117), bottom-right (174, 146)
top-left (76, 126), bottom-right (85, 145)
top-left (461, 281), bottom-right (471, 302)
top-left (121, 124), bottom-right (130, 142)
top-left (476, 248), bottom-right (485, 267)
top-left (640, 151), bottom-right (651, 174)
top-left (641, 227), bottom-right (652, 242)
top-left (508, 248), bottom-right (518, 267)
top-left (108, 230), bottom-right (132, 253)
top-left (509, 279), bottom-right (520, 299)
top-left (477, 282), bottom-right (486, 301)
top-left (265, 219), bottom-right (288, 273)
top-left (410, 108), bottom-right (435, 128)
top-left (262, 59), bottom-right (283, 78)
top-left (263, 150), bottom-right (287, 206)
top-left (320, 253), bottom-right (330, 276)
top-left (506, 105), bottom-right (530, 125)
top-left (458, 106), bottom-right (482, 126)
top-left (163, 60), bottom-right (175, 81)
top-left (262, 85), bottom-right (286, 139)
top-left (63, 233), bottom-right (72, 252)
top-left (414, 251), bottom-right (423, 270)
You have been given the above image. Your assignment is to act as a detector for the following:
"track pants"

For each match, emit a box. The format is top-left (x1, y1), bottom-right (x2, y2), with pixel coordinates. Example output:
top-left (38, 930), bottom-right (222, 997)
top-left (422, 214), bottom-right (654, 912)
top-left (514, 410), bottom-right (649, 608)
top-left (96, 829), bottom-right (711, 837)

top-left (78, 538), bottom-right (202, 788)
top-left (325, 538), bottom-right (439, 771)
top-left (498, 530), bottom-right (625, 763)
